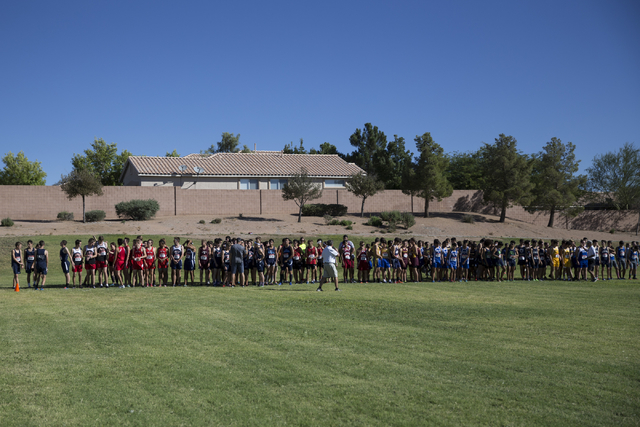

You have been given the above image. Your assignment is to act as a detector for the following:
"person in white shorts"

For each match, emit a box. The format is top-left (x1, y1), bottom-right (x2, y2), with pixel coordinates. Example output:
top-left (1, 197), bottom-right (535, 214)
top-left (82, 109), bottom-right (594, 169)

top-left (317, 240), bottom-right (340, 292)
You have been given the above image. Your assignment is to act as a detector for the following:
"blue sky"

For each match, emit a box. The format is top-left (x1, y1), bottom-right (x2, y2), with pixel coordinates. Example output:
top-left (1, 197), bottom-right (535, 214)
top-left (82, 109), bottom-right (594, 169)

top-left (1, 0), bottom-right (638, 184)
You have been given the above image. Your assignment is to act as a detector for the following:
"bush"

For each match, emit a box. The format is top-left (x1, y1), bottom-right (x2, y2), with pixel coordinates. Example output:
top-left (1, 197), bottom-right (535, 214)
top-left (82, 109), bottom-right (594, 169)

top-left (1, 217), bottom-right (14, 227)
top-left (329, 219), bottom-right (341, 226)
top-left (115, 199), bottom-right (160, 221)
top-left (462, 214), bottom-right (475, 224)
top-left (211, 218), bottom-right (222, 224)
top-left (198, 220), bottom-right (205, 224)
top-left (381, 210), bottom-right (402, 230)
top-left (346, 225), bottom-right (353, 230)
top-left (340, 220), bottom-right (352, 227)
top-left (57, 211), bottom-right (74, 221)
top-left (85, 210), bottom-right (106, 222)
top-left (323, 214), bottom-right (334, 225)
top-left (301, 204), bottom-right (348, 217)
top-left (366, 216), bottom-right (383, 227)
top-left (610, 228), bottom-right (616, 234)
top-left (400, 212), bottom-right (415, 229)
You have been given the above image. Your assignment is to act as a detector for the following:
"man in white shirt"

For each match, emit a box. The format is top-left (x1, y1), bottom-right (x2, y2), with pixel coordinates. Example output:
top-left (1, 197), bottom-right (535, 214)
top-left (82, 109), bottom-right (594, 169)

top-left (317, 240), bottom-right (340, 291)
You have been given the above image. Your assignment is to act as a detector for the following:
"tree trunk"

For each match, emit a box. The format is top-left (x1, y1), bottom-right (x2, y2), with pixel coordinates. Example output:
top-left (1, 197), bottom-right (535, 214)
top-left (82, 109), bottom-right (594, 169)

top-left (499, 204), bottom-right (506, 222)
top-left (360, 197), bottom-right (366, 217)
top-left (82, 195), bottom-right (86, 223)
top-left (298, 205), bottom-right (302, 223)
top-left (547, 207), bottom-right (555, 228)
top-left (424, 198), bottom-right (430, 218)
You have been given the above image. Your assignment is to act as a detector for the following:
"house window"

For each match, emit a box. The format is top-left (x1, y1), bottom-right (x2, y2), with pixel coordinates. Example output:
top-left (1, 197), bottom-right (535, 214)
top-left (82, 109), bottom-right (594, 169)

top-left (270, 179), bottom-right (288, 189)
top-left (324, 179), bottom-right (345, 188)
top-left (240, 179), bottom-right (258, 190)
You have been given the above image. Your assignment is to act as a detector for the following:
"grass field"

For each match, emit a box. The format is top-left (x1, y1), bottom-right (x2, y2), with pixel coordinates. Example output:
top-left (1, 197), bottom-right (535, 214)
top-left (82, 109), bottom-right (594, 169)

top-left (2, 275), bottom-right (639, 425)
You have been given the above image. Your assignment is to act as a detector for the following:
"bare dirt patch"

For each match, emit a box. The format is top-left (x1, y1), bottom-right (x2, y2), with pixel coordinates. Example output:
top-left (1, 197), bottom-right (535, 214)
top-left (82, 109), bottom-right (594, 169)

top-left (0, 212), bottom-right (637, 242)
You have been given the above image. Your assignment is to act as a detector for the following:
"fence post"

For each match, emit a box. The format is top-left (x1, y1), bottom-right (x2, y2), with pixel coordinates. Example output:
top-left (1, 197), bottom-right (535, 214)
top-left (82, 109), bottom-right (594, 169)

top-left (174, 186), bottom-right (177, 216)
top-left (260, 190), bottom-right (263, 215)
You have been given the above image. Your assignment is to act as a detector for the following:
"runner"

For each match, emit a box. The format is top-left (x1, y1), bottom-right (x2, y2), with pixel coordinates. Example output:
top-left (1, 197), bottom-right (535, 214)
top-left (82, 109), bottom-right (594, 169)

top-left (198, 239), bottom-right (210, 285)
top-left (95, 236), bottom-right (109, 287)
top-left (24, 240), bottom-right (36, 288)
top-left (170, 237), bottom-right (184, 286)
top-left (84, 238), bottom-right (97, 288)
top-left (145, 239), bottom-right (156, 286)
top-left (11, 242), bottom-right (23, 290)
top-left (113, 238), bottom-right (127, 288)
top-left (131, 239), bottom-right (146, 287)
top-left (306, 240), bottom-right (318, 284)
top-left (34, 240), bottom-right (48, 290)
top-left (60, 240), bottom-right (71, 289)
top-left (357, 241), bottom-right (370, 283)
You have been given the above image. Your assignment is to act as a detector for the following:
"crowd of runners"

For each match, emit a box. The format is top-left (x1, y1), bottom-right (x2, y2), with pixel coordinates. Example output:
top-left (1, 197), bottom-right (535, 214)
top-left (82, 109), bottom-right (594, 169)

top-left (9, 234), bottom-right (640, 291)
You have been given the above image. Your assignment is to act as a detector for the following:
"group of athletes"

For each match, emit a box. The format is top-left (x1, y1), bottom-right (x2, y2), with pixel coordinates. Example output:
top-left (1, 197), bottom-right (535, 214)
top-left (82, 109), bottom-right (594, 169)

top-left (9, 234), bottom-right (640, 290)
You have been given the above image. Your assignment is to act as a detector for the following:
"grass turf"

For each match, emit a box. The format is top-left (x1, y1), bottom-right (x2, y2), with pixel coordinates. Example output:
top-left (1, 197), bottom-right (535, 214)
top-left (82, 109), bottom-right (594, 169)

top-left (1, 277), bottom-right (639, 426)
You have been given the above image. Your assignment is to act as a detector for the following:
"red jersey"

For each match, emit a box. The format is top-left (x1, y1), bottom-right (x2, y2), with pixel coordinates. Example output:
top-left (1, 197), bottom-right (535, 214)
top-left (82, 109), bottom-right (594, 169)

top-left (145, 246), bottom-right (156, 268)
top-left (157, 247), bottom-right (168, 268)
top-left (199, 246), bottom-right (209, 261)
top-left (116, 246), bottom-right (126, 264)
top-left (293, 247), bottom-right (303, 262)
top-left (132, 247), bottom-right (145, 269)
top-left (306, 246), bottom-right (317, 265)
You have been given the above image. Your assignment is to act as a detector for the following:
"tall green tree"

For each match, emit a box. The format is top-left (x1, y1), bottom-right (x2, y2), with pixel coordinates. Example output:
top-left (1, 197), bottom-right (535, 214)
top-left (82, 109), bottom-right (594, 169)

top-left (528, 138), bottom-right (586, 227)
top-left (445, 150), bottom-right (483, 190)
top-left (401, 132), bottom-right (453, 218)
top-left (59, 169), bottom-right (104, 223)
top-left (347, 123), bottom-right (387, 174)
top-left (478, 134), bottom-right (533, 222)
top-left (586, 142), bottom-right (640, 234)
top-left (0, 151), bottom-right (47, 185)
top-left (281, 167), bottom-right (323, 222)
top-left (345, 172), bottom-right (385, 217)
top-left (72, 138), bottom-right (132, 186)
top-left (165, 150), bottom-right (180, 157)
top-left (309, 142), bottom-right (342, 155)
top-left (205, 132), bottom-right (241, 154)
top-left (373, 135), bottom-right (413, 190)
top-left (283, 138), bottom-right (307, 154)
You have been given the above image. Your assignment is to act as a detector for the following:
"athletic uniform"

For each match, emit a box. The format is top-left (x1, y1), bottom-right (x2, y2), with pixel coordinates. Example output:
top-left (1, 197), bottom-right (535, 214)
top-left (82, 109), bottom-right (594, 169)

top-left (184, 246), bottom-right (196, 271)
top-left (460, 247), bottom-right (470, 269)
top-left (518, 246), bottom-right (527, 266)
top-left (449, 247), bottom-right (458, 270)
top-left (132, 246), bottom-right (145, 270)
top-left (281, 246), bottom-right (293, 271)
top-left (433, 247), bottom-right (443, 269)
top-left (617, 247), bottom-right (627, 269)
top-left (579, 247), bottom-right (589, 269)
top-left (96, 242), bottom-right (108, 269)
top-left (115, 246), bottom-right (127, 271)
top-left (25, 248), bottom-right (35, 273)
top-left (254, 247), bottom-right (264, 273)
top-left (72, 248), bottom-right (83, 273)
top-left (145, 246), bottom-right (156, 270)
top-left (401, 247), bottom-right (409, 269)
top-left (60, 247), bottom-right (70, 274)
top-left (358, 249), bottom-right (370, 271)
top-left (306, 246), bottom-right (317, 268)
top-left (157, 247), bottom-right (169, 269)
top-left (12, 249), bottom-right (21, 275)
top-left (292, 247), bottom-right (303, 270)
top-left (84, 245), bottom-right (96, 271)
top-left (343, 245), bottom-right (354, 269)
top-left (198, 246), bottom-right (210, 271)
top-left (171, 245), bottom-right (183, 270)
top-left (35, 248), bottom-right (47, 275)
top-left (266, 247), bottom-right (277, 267)
top-left (507, 248), bottom-right (517, 267)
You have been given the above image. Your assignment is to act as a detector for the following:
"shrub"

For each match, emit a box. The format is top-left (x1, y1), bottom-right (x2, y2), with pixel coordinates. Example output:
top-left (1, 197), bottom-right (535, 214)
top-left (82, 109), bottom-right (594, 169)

top-left (329, 219), bottom-right (341, 226)
top-left (462, 214), bottom-right (475, 224)
top-left (211, 218), bottom-right (222, 224)
top-left (366, 216), bottom-right (383, 227)
top-left (381, 210), bottom-right (402, 230)
top-left (1, 217), bottom-right (14, 227)
top-left (85, 210), bottom-right (106, 222)
top-left (346, 225), bottom-right (353, 230)
top-left (340, 220), bottom-right (353, 227)
top-left (400, 212), bottom-right (415, 229)
top-left (323, 214), bottom-right (334, 225)
top-left (301, 204), bottom-right (348, 217)
top-left (115, 199), bottom-right (160, 221)
top-left (610, 228), bottom-right (616, 234)
top-left (198, 220), bottom-right (205, 224)
top-left (57, 211), bottom-right (74, 221)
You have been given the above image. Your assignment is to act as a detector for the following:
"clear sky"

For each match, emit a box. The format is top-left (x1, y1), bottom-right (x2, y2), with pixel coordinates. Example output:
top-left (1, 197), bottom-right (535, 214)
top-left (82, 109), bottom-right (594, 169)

top-left (1, 0), bottom-right (638, 184)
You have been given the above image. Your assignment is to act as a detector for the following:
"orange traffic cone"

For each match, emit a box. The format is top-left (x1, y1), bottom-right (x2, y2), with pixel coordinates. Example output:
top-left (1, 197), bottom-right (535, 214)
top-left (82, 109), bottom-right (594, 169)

top-left (15, 282), bottom-right (20, 292)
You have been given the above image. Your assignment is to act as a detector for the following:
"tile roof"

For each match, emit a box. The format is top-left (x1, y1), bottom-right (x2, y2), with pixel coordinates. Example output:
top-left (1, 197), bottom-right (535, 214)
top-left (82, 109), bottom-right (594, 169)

top-left (123, 152), bottom-right (364, 179)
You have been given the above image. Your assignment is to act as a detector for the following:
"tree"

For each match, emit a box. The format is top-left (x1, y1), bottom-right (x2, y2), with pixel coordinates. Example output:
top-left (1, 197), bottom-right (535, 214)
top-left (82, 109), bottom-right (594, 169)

top-left (345, 172), bottom-right (385, 217)
top-left (205, 132), bottom-right (241, 154)
top-left (587, 142), bottom-right (640, 234)
top-left (373, 135), bottom-right (413, 189)
top-left (347, 123), bottom-right (387, 173)
top-left (445, 150), bottom-right (483, 190)
top-left (59, 169), bottom-right (104, 223)
top-left (478, 134), bottom-right (533, 222)
top-left (0, 151), bottom-right (47, 185)
top-left (72, 138), bottom-right (132, 186)
top-left (166, 150), bottom-right (180, 157)
top-left (309, 142), bottom-right (341, 155)
top-left (527, 138), bottom-right (586, 227)
top-left (281, 167), bottom-right (323, 222)
top-left (240, 145), bottom-right (252, 153)
top-left (283, 138), bottom-right (307, 154)
top-left (401, 132), bottom-right (453, 217)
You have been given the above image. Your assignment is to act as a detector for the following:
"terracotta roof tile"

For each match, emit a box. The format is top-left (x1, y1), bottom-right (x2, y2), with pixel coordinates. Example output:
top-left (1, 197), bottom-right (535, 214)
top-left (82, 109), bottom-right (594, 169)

top-left (125, 153), bottom-right (364, 178)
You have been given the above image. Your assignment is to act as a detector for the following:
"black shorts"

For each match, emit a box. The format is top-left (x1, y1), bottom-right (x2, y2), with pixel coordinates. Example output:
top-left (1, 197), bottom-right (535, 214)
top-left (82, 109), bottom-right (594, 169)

top-left (12, 262), bottom-right (21, 275)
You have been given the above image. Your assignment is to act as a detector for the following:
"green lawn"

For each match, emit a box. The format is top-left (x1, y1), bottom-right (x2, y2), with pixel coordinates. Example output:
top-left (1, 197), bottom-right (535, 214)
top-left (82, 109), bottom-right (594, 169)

top-left (1, 276), bottom-right (639, 426)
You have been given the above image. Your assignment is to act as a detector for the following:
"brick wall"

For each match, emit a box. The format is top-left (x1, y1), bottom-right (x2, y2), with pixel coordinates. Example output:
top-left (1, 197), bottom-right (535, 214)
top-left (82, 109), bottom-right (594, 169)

top-left (0, 186), bottom-right (637, 232)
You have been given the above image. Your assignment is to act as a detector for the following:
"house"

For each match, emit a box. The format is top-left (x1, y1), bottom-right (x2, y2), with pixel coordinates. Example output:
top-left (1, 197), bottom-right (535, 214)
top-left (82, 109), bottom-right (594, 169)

top-left (120, 151), bottom-right (365, 189)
